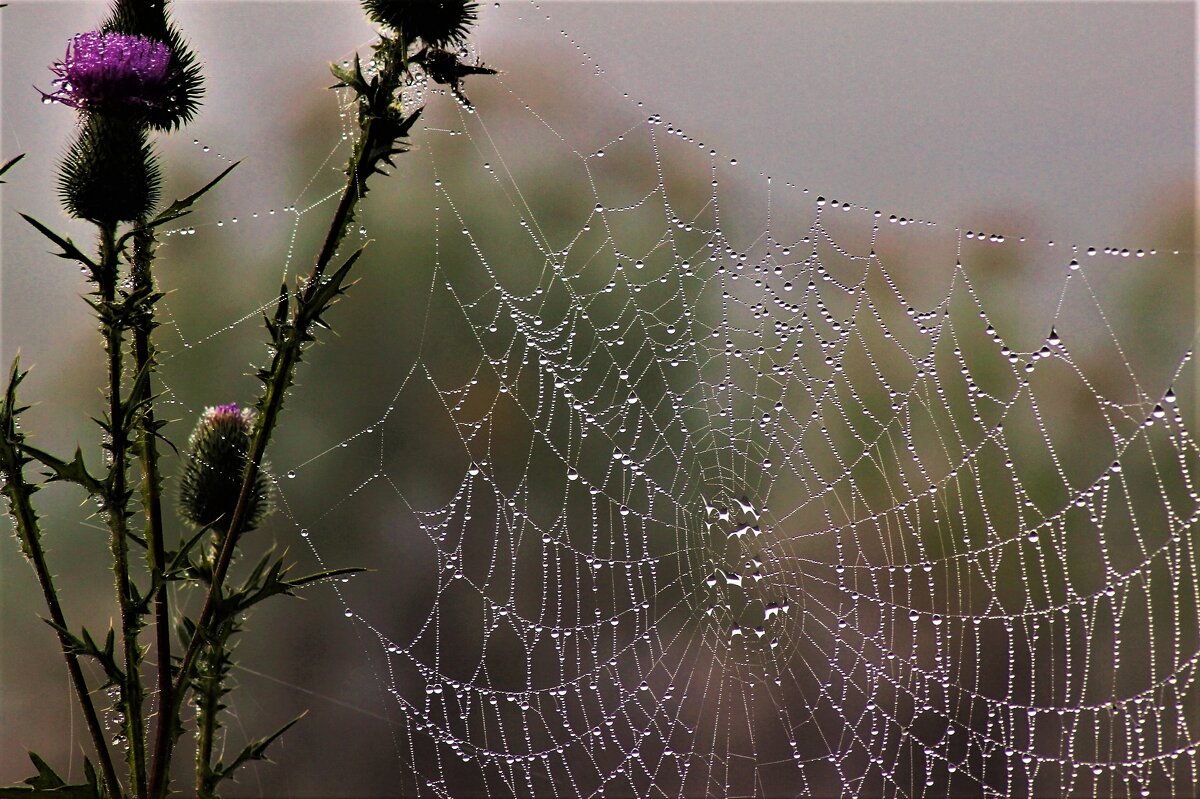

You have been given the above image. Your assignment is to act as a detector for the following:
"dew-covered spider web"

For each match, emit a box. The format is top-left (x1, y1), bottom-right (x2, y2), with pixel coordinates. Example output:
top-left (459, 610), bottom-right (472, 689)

top-left (108, 3), bottom-right (1200, 797)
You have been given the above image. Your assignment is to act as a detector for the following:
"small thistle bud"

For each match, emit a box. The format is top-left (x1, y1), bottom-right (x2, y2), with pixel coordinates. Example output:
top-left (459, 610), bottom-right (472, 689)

top-left (41, 32), bottom-right (172, 113)
top-left (178, 403), bottom-right (272, 533)
top-left (361, 0), bottom-right (479, 48)
top-left (58, 115), bottom-right (161, 223)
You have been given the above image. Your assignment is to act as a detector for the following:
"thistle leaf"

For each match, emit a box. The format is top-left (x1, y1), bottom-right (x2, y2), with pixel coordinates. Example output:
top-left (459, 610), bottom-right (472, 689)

top-left (166, 525), bottom-right (214, 575)
top-left (18, 214), bottom-right (98, 273)
top-left (39, 620), bottom-right (124, 687)
top-left (287, 566), bottom-right (368, 589)
top-left (0, 751), bottom-right (103, 798)
top-left (22, 445), bottom-right (104, 495)
top-left (132, 161), bottom-right (239, 239)
top-left (0, 152), bottom-right (24, 182)
top-left (297, 246), bottom-right (366, 335)
top-left (211, 713), bottom-right (306, 785)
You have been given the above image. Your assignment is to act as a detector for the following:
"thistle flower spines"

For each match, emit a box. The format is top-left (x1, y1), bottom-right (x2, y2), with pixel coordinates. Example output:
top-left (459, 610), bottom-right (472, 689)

top-left (178, 403), bottom-right (272, 533)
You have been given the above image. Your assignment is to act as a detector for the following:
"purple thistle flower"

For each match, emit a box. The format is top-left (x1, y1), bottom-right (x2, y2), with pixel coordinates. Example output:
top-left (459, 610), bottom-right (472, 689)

top-left (207, 403), bottom-right (243, 419)
top-left (42, 32), bottom-right (171, 112)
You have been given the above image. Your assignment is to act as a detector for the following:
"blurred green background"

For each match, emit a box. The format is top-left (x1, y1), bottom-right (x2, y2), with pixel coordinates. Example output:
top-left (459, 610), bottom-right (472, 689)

top-left (1, 2), bottom-right (1195, 796)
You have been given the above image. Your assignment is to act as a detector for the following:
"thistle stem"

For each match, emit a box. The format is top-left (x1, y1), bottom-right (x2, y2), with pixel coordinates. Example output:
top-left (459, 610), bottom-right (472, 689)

top-left (153, 77), bottom-right (393, 799)
top-left (193, 608), bottom-right (232, 799)
top-left (194, 643), bottom-right (219, 799)
top-left (99, 222), bottom-right (148, 799)
top-left (130, 226), bottom-right (174, 799)
top-left (0, 474), bottom-right (123, 798)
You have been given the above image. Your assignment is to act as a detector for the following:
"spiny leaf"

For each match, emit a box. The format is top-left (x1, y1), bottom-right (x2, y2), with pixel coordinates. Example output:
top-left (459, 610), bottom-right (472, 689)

top-left (287, 566), bottom-right (368, 589)
top-left (0, 357), bottom-right (42, 559)
top-left (22, 445), bottom-right (104, 495)
top-left (18, 214), bottom-right (98, 273)
top-left (166, 525), bottom-right (214, 575)
top-left (329, 54), bottom-right (369, 93)
top-left (40, 620), bottom-right (124, 687)
top-left (20, 752), bottom-right (64, 789)
top-left (119, 359), bottom-right (157, 429)
top-left (211, 713), bottom-right (306, 785)
top-left (265, 283), bottom-right (291, 342)
top-left (0, 752), bottom-right (102, 798)
top-left (298, 246), bottom-right (367, 334)
top-left (123, 161), bottom-right (240, 246)
top-left (0, 153), bottom-right (24, 182)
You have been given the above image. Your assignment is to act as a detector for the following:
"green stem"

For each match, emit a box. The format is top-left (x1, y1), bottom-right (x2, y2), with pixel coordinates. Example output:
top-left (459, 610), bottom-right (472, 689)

top-left (0, 471), bottom-right (123, 798)
top-left (194, 644), bottom-right (218, 799)
top-left (193, 608), bottom-right (232, 799)
top-left (130, 226), bottom-right (174, 798)
top-left (99, 223), bottom-right (148, 799)
top-left (150, 33), bottom-right (416, 797)
top-left (154, 84), bottom-right (390, 799)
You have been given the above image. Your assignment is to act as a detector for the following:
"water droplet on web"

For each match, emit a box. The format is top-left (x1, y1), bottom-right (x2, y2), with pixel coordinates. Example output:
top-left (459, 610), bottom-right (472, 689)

top-left (287, 470), bottom-right (296, 479)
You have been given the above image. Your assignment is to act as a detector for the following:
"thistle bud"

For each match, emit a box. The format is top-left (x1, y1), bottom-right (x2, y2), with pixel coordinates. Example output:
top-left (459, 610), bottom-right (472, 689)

top-left (360, 0), bottom-right (479, 48)
top-left (58, 114), bottom-right (160, 223)
top-left (178, 404), bottom-right (272, 533)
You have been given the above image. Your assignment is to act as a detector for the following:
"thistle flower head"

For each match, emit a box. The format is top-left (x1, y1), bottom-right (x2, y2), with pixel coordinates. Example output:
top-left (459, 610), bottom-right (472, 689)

top-left (178, 403), bottom-right (272, 534)
top-left (361, 0), bottom-right (479, 48)
top-left (42, 32), bottom-right (171, 112)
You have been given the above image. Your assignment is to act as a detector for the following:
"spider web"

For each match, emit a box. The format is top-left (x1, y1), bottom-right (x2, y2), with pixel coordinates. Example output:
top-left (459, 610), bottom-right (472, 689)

top-left (180, 6), bottom-right (1198, 797)
top-left (4, 2), bottom-right (1196, 797)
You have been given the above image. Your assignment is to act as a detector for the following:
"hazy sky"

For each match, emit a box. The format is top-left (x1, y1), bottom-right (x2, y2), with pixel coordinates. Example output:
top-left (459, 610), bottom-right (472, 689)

top-left (541, 2), bottom-right (1194, 244)
top-left (3, 2), bottom-right (1194, 352)
top-left (0, 2), bottom-right (1194, 447)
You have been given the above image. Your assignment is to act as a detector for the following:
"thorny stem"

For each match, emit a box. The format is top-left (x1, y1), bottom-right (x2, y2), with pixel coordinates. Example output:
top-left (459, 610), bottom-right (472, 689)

top-left (0, 472), bottom-right (123, 798)
top-left (193, 607), bottom-right (233, 799)
top-left (153, 55), bottom-right (398, 799)
top-left (99, 223), bottom-right (148, 799)
top-left (149, 30), bottom-right (431, 795)
top-left (194, 643), bottom-right (218, 799)
top-left (156, 325), bottom-right (300, 798)
top-left (130, 225), bottom-right (174, 799)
